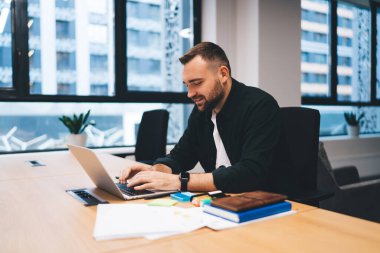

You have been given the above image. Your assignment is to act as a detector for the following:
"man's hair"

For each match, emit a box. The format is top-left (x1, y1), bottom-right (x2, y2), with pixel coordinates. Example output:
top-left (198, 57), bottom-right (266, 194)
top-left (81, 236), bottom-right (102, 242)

top-left (179, 42), bottom-right (231, 75)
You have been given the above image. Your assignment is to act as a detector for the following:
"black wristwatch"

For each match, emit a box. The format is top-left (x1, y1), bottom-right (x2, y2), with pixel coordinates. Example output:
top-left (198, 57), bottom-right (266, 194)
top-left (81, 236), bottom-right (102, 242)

top-left (179, 172), bottom-right (190, 192)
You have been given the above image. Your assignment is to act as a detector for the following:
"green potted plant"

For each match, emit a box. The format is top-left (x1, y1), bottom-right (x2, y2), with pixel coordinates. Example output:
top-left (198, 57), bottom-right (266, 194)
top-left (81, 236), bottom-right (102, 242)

top-left (343, 111), bottom-right (364, 137)
top-left (59, 110), bottom-right (95, 146)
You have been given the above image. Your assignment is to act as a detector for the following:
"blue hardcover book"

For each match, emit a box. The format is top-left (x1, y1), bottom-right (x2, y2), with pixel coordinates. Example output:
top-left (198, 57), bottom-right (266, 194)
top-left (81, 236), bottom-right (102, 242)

top-left (203, 201), bottom-right (292, 223)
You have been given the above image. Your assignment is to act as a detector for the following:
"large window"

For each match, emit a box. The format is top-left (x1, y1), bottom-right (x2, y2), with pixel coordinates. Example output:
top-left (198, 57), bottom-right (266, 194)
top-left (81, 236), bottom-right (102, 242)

top-left (126, 0), bottom-right (194, 92)
top-left (301, 0), bottom-right (380, 137)
top-left (0, 0), bottom-right (12, 88)
top-left (0, 0), bottom-right (201, 153)
top-left (28, 0), bottom-right (112, 96)
top-left (376, 6), bottom-right (380, 100)
top-left (301, 0), bottom-right (330, 99)
top-left (0, 102), bottom-right (193, 152)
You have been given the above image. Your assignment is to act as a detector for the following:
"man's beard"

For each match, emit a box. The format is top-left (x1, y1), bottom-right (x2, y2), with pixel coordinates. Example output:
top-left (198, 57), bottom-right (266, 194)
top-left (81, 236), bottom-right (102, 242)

top-left (194, 79), bottom-right (225, 112)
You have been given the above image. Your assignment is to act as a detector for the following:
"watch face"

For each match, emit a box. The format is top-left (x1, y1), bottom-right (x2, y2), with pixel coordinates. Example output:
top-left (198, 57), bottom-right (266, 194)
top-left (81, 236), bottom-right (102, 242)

top-left (180, 172), bottom-right (190, 181)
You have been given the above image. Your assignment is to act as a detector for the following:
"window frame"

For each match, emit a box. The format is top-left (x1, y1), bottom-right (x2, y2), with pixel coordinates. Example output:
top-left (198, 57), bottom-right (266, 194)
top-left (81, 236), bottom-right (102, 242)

top-left (301, 0), bottom-right (380, 107)
top-left (0, 0), bottom-right (201, 104)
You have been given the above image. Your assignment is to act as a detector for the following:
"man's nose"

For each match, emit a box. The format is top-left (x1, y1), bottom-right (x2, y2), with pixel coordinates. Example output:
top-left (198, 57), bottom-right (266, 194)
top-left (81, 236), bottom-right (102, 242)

top-left (187, 86), bottom-right (196, 98)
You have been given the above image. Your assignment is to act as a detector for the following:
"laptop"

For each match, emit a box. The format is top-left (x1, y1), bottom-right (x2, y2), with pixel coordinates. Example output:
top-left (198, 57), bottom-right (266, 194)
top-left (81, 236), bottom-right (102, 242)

top-left (68, 144), bottom-right (176, 200)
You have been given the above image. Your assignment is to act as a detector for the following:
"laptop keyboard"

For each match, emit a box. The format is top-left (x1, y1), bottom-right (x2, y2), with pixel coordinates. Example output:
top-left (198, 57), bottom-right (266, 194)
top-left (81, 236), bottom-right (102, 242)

top-left (116, 183), bottom-right (153, 196)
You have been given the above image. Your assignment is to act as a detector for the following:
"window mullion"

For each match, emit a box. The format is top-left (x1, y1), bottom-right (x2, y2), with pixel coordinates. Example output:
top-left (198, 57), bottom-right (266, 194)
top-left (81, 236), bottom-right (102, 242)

top-left (329, 0), bottom-right (338, 102)
top-left (12, 0), bottom-right (29, 97)
top-left (371, 1), bottom-right (378, 102)
top-left (114, 0), bottom-right (127, 98)
top-left (193, 0), bottom-right (202, 45)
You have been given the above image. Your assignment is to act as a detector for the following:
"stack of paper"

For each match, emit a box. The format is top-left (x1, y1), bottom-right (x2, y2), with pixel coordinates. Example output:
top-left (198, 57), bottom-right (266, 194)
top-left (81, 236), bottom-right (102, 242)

top-left (93, 203), bottom-right (296, 240)
top-left (93, 204), bottom-right (209, 240)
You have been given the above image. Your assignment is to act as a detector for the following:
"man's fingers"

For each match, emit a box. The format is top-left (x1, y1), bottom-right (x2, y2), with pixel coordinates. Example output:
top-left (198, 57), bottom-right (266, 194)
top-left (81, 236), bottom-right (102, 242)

top-left (127, 176), bottom-right (150, 187)
top-left (133, 171), bottom-right (151, 177)
top-left (134, 182), bottom-right (154, 190)
top-left (122, 170), bottom-right (177, 191)
top-left (119, 165), bottom-right (144, 183)
top-left (120, 168), bottom-right (136, 183)
top-left (119, 169), bottom-right (130, 184)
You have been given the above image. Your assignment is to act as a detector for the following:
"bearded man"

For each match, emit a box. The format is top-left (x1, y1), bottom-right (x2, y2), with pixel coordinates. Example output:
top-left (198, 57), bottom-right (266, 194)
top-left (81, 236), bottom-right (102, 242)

top-left (120, 42), bottom-right (281, 193)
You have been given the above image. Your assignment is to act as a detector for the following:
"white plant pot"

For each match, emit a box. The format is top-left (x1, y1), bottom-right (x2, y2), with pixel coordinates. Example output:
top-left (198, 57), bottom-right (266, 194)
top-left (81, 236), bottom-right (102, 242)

top-left (347, 125), bottom-right (360, 138)
top-left (67, 133), bottom-right (87, 146)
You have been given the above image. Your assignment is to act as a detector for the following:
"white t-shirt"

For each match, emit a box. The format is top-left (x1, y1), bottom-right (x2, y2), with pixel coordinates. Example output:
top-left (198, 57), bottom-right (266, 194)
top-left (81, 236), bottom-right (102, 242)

top-left (211, 112), bottom-right (231, 168)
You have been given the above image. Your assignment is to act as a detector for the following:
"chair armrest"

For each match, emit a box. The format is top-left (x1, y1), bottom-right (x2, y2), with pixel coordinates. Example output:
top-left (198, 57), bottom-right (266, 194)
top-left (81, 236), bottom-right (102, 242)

top-left (325, 178), bottom-right (380, 222)
top-left (339, 178), bottom-right (380, 191)
top-left (289, 189), bottom-right (334, 206)
top-left (333, 165), bottom-right (360, 186)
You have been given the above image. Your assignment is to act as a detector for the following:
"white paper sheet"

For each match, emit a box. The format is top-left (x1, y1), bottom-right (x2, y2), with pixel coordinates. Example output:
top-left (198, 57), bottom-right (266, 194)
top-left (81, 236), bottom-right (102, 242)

top-left (93, 204), bottom-right (297, 241)
top-left (93, 204), bottom-right (207, 240)
top-left (144, 207), bottom-right (210, 240)
top-left (94, 204), bottom-right (179, 240)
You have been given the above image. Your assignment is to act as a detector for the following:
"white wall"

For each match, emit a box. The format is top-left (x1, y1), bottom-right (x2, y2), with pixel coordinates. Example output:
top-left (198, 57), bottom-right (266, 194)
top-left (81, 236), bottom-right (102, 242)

top-left (202, 0), bottom-right (380, 179)
top-left (257, 0), bottom-right (301, 107)
top-left (203, 0), bottom-right (300, 106)
top-left (235, 0), bottom-right (259, 87)
top-left (202, 0), bottom-right (237, 77)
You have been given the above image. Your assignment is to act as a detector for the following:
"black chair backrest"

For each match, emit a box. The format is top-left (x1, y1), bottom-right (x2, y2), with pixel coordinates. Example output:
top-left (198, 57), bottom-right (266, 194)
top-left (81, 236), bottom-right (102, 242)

top-left (134, 109), bottom-right (169, 164)
top-left (268, 107), bottom-right (320, 198)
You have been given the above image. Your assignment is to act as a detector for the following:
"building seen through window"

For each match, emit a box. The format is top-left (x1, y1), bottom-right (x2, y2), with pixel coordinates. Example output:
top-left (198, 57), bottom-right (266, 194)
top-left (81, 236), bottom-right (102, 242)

top-left (301, 0), bottom-right (380, 137)
top-left (0, 0), bottom-right (12, 88)
top-left (25, 0), bottom-right (193, 96)
top-left (126, 0), bottom-right (192, 93)
top-left (0, 0), bottom-right (196, 153)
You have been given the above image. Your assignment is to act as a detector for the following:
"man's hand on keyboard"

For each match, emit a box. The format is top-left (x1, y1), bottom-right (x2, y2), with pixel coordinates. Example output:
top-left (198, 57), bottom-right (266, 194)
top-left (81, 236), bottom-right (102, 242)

top-left (119, 163), bottom-right (152, 184)
top-left (127, 171), bottom-right (180, 191)
top-left (119, 163), bottom-right (173, 185)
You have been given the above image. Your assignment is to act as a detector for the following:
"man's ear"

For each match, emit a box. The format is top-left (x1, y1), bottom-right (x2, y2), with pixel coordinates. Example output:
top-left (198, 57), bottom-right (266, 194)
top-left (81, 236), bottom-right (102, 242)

top-left (218, 66), bottom-right (229, 84)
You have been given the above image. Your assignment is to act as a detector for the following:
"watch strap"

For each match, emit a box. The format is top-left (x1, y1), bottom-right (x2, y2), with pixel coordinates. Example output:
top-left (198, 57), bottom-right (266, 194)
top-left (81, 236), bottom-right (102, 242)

top-left (179, 172), bottom-right (190, 192)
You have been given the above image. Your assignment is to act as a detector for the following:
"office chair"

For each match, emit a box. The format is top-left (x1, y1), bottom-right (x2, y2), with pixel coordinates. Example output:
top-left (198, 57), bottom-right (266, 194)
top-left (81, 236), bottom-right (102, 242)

top-left (129, 109), bottom-right (169, 165)
top-left (318, 142), bottom-right (380, 222)
top-left (267, 107), bottom-right (333, 207)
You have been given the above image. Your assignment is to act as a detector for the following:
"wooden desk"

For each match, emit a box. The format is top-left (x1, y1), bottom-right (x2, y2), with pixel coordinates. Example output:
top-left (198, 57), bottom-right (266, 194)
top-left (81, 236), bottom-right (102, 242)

top-left (0, 151), bottom-right (379, 253)
top-left (0, 152), bottom-right (83, 182)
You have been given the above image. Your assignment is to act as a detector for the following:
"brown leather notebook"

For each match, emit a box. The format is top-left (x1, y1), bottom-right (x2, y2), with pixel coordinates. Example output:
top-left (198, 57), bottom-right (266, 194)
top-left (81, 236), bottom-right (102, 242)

top-left (210, 191), bottom-right (287, 212)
